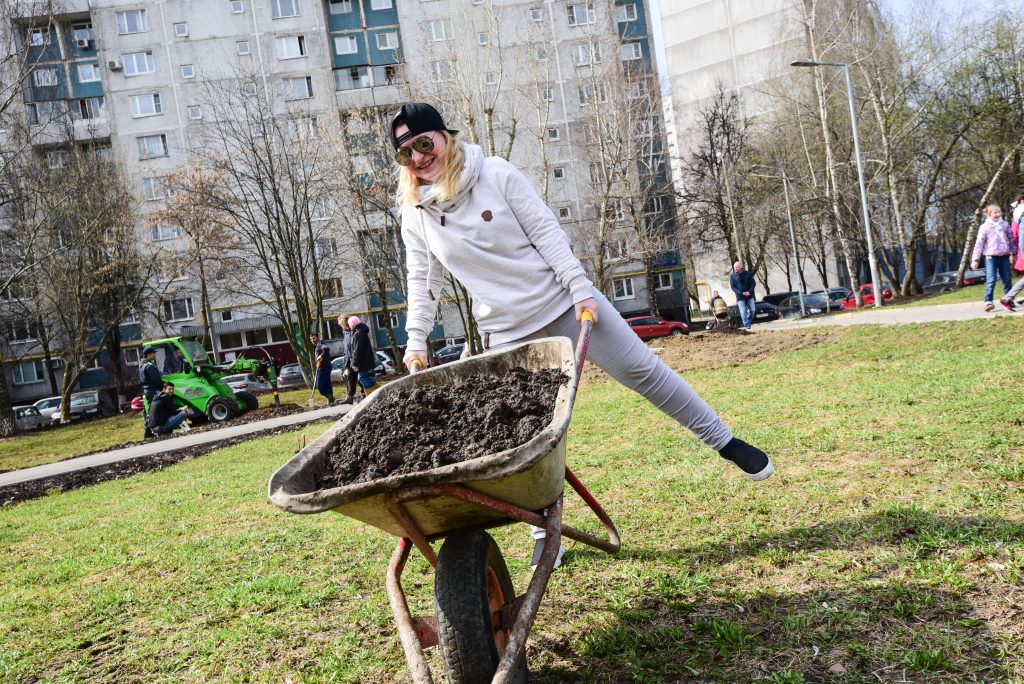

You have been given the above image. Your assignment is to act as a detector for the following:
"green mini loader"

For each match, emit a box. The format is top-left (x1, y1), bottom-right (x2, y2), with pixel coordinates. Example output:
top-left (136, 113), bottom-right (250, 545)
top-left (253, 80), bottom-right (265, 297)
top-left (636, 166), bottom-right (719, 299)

top-left (142, 336), bottom-right (277, 423)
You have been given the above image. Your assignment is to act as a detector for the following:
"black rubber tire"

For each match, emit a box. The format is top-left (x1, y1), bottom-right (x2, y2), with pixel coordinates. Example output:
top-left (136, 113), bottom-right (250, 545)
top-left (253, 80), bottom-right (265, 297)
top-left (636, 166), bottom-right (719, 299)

top-left (434, 529), bottom-right (528, 684)
top-left (670, 328), bottom-right (685, 336)
top-left (205, 396), bottom-right (237, 423)
top-left (236, 391), bottom-right (259, 413)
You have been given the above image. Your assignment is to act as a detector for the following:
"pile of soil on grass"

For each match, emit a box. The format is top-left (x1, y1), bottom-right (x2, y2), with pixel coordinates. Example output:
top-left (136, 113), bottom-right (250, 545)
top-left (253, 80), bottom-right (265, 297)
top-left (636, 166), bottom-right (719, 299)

top-left (319, 367), bottom-right (567, 489)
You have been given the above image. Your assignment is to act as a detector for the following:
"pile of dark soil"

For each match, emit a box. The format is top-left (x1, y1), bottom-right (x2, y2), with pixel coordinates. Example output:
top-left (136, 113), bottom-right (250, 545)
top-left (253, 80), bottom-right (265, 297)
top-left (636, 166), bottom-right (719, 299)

top-left (319, 367), bottom-right (567, 489)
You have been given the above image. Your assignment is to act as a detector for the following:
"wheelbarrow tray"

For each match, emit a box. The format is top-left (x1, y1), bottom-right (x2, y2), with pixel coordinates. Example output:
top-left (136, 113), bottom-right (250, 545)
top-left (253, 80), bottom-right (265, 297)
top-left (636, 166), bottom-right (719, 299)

top-left (268, 337), bottom-right (578, 537)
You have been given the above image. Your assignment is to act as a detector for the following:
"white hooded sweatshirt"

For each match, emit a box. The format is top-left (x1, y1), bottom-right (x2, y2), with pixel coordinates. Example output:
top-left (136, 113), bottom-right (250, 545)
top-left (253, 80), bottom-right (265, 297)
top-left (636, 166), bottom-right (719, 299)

top-left (401, 142), bottom-right (594, 352)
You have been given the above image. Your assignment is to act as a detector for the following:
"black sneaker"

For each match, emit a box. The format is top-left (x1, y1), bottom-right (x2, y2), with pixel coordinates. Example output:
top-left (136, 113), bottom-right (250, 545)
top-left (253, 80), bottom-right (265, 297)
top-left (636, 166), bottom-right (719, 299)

top-left (719, 437), bottom-right (774, 481)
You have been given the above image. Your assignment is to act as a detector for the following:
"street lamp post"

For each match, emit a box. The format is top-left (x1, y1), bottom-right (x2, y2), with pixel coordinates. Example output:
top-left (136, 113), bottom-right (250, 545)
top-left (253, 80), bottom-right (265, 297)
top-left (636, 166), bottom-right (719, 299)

top-left (791, 60), bottom-right (883, 308)
top-left (750, 169), bottom-right (806, 317)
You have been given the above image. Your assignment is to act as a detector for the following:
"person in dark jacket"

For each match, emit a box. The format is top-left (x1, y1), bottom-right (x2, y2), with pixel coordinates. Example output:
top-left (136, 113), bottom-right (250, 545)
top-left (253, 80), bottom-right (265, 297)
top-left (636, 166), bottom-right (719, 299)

top-left (348, 316), bottom-right (378, 396)
top-left (309, 333), bottom-right (335, 404)
top-left (729, 261), bottom-right (756, 330)
top-left (147, 382), bottom-right (191, 435)
top-left (337, 315), bottom-right (358, 404)
top-left (139, 346), bottom-right (163, 438)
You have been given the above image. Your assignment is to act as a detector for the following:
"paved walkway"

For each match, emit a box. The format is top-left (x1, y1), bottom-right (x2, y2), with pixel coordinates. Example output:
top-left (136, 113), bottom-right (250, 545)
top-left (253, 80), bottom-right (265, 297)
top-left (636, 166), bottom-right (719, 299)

top-left (0, 403), bottom-right (351, 488)
top-left (759, 300), bottom-right (1019, 331)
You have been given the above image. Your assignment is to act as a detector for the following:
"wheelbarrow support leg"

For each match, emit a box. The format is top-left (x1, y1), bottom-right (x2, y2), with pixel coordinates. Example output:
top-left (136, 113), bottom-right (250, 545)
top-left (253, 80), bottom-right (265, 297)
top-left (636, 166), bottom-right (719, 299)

top-left (387, 537), bottom-right (435, 684)
top-left (492, 494), bottom-right (563, 683)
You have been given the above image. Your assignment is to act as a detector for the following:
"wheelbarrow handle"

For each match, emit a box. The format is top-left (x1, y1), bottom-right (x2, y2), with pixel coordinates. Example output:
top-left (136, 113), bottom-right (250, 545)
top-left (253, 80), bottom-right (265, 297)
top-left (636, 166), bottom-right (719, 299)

top-left (573, 310), bottom-right (594, 392)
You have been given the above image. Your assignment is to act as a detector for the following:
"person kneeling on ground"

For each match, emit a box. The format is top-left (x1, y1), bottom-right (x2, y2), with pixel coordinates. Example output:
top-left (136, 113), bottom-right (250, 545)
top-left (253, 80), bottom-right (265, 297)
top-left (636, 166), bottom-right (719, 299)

top-left (147, 382), bottom-right (192, 436)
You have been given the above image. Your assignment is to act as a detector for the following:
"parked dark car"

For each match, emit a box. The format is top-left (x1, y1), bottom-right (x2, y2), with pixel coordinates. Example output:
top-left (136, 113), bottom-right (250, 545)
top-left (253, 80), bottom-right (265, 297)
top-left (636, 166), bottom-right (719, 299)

top-left (50, 390), bottom-right (116, 423)
top-left (810, 287), bottom-right (852, 304)
top-left (776, 293), bottom-right (841, 319)
top-left (276, 363), bottom-right (307, 389)
top-left (761, 291), bottom-right (800, 307)
top-left (625, 316), bottom-right (688, 340)
top-left (432, 343), bottom-right (465, 366)
top-left (726, 302), bottom-right (780, 327)
top-left (962, 268), bottom-right (985, 286)
top-left (921, 272), bottom-right (958, 294)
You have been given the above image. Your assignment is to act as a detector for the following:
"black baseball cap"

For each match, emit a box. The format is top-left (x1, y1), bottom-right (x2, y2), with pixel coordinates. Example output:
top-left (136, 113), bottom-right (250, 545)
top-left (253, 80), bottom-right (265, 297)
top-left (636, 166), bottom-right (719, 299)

top-left (391, 102), bottom-right (458, 149)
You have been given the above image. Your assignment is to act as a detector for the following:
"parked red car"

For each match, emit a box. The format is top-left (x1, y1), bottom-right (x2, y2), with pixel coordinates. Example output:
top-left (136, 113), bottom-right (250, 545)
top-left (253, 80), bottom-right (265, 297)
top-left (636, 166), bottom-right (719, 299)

top-left (841, 283), bottom-right (894, 310)
top-left (625, 316), bottom-right (688, 340)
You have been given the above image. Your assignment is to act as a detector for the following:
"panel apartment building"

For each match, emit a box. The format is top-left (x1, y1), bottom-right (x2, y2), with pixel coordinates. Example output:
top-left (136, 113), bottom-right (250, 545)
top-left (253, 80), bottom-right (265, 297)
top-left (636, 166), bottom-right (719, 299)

top-left (1, 0), bottom-right (683, 404)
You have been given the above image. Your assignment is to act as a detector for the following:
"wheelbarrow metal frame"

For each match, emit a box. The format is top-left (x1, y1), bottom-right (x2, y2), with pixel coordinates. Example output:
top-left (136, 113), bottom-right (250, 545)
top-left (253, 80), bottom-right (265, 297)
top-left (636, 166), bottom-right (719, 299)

top-left (384, 465), bottom-right (620, 684)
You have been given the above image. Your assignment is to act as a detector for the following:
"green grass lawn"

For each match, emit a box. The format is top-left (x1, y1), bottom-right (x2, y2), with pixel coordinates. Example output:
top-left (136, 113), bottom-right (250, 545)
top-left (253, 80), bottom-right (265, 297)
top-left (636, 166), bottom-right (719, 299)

top-left (0, 387), bottom-right (332, 473)
top-left (2, 319), bottom-right (1023, 683)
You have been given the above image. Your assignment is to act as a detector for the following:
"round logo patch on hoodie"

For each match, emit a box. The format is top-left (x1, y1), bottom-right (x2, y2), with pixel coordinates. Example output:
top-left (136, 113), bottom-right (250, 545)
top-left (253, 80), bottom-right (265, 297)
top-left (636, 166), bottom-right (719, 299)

top-left (481, 210), bottom-right (493, 221)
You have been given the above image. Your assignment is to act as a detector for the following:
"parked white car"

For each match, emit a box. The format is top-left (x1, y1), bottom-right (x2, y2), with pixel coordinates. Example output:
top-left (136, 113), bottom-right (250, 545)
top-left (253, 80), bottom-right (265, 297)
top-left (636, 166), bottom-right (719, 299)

top-left (220, 373), bottom-right (271, 394)
top-left (33, 396), bottom-right (62, 421)
top-left (375, 351), bottom-right (397, 375)
top-left (14, 405), bottom-right (48, 431)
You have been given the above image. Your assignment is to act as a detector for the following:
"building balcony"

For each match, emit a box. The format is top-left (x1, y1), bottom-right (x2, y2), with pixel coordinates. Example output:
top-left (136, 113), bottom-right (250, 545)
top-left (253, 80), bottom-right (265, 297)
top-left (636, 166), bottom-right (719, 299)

top-left (334, 64), bottom-right (408, 109)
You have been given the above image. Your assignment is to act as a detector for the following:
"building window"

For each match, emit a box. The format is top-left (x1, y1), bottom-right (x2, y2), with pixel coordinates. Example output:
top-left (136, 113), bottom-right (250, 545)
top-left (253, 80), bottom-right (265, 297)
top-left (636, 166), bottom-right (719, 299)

top-left (321, 278), bottom-right (344, 300)
top-left (231, 0), bottom-right (245, 13)
top-left (553, 167), bottom-right (564, 179)
top-left (46, 150), bottom-right (70, 168)
top-left (477, 32), bottom-right (488, 46)
top-left (546, 126), bottom-right (560, 141)
top-left (287, 116), bottom-right (319, 139)
top-left (328, 0), bottom-right (353, 13)
top-left (615, 3), bottom-right (637, 21)
top-left (187, 105), bottom-right (202, 120)
top-left (375, 312), bottom-right (399, 328)
top-left (426, 19), bottom-right (452, 41)
top-left (151, 224), bottom-right (182, 241)
top-left (334, 35), bottom-right (358, 55)
top-left (77, 97), bottom-right (105, 120)
top-left (485, 71), bottom-right (497, 86)
top-left (377, 31), bottom-right (399, 50)
top-left (130, 93), bottom-right (162, 117)
top-left (655, 273), bottom-right (673, 290)
top-left (431, 61), bottom-right (452, 82)
top-left (309, 199), bottom-right (330, 222)
top-left (123, 51), bottom-right (156, 76)
top-left (605, 237), bottom-right (628, 260)
top-left (115, 9), bottom-right (148, 35)
top-left (314, 237), bottom-right (337, 258)
top-left (142, 177), bottom-right (168, 201)
top-left (77, 64), bottom-right (101, 83)
top-left (173, 22), bottom-right (188, 37)
top-left (242, 81), bottom-right (257, 96)
top-left (567, 2), bottom-right (596, 25)
top-left (539, 87), bottom-right (553, 102)
top-left (236, 40), bottom-right (250, 55)
top-left (181, 64), bottom-right (195, 78)
top-left (370, 0), bottom-right (393, 9)
top-left (572, 42), bottom-right (602, 66)
top-left (220, 310), bottom-right (233, 322)
top-left (272, 0), bottom-right (300, 18)
top-left (6, 323), bottom-right (37, 344)
top-left (613, 277), bottom-right (635, 300)
top-left (578, 83), bottom-right (607, 104)
top-left (162, 297), bottom-right (194, 321)
top-left (276, 35), bottom-right (306, 59)
top-left (137, 134), bottom-right (168, 159)
top-left (12, 360), bottom-right (45, 385)
top-left (33, 68), bottom-right (57, 87)
top-left (72, 23), bottom-right (95, 44)
top-left (557, 206), bottom-right (571, 220)
top-left (621, 42), bottom-right (642, 61)
top-left (282, 76), bottom-right (313, 100)
top-left (529, 7), bottom-right (543, 21)
top-left (28, 27), bottom-right (52, 45)
top-left (537, 48), bottom-right (548, 61)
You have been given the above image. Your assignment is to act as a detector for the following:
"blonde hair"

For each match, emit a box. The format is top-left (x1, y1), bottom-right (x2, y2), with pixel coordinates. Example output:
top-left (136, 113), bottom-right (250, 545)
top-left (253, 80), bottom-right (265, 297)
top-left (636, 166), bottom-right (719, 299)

top-left (397, 131), bottom-right (464, 207)
top-left (984, 203), bottom-right (1002, 216)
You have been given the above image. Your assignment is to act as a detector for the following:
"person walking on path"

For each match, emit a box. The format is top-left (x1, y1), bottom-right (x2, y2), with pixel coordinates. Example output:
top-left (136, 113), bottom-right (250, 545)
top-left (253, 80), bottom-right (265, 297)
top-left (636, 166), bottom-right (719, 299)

top-left (391, 102), bottom-right (773, 563)
top-left (309, 333), bottom-right (335, 405)
top-left (971, 203), bottom-right (1017, 312)
top-left (999, 198), bottom-right (1024, 309)
top-left (337, 316), bottom-right (359, 404)
top-left (730, 261), bottom-right (757, 330)
top-left (139, 347), bottom-right (163, 438)
top-left (146, 382), bottom-right (192, 435)
top-left (348, 316), bottom-right (378, 397)
top-left (1011, 194), bottom-right (1024, 275)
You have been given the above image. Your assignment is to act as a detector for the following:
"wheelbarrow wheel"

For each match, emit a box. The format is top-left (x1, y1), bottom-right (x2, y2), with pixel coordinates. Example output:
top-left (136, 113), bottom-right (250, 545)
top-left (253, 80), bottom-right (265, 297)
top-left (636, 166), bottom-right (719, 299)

top-left (435, 529), bottom-right (528, 684)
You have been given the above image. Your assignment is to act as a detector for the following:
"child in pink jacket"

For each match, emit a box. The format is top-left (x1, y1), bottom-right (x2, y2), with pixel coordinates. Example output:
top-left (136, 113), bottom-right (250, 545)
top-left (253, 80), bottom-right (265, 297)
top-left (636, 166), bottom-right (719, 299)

top-left (971, 204), bottom-right (1017, 312)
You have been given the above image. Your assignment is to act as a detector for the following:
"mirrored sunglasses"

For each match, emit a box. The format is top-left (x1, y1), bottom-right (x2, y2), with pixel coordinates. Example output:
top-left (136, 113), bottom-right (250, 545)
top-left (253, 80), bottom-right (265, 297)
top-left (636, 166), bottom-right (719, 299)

top-left (395, 135), bottom-right (435, 166)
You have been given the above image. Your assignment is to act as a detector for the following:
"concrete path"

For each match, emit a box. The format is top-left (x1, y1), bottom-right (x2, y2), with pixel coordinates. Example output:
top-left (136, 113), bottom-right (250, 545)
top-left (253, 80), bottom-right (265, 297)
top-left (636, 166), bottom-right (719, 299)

top-left (758, 300), bottom-right (1020, 331)
top-left (0, 403), bottom-right (350, 488)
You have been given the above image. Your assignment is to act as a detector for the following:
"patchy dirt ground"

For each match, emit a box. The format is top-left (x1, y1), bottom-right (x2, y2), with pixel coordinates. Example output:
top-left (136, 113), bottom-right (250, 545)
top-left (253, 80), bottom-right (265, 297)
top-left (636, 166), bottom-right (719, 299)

top-left (319, 367), bottom-right (566, 489)
top-left (1, 403), bottom-right (312, 507)
top-left (582, 328), bottom-right (838, 383)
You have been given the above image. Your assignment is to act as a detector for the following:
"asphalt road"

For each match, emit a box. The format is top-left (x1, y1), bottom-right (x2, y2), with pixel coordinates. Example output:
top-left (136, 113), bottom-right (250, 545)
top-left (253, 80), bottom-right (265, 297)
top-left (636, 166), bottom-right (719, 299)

top-left (0, 403), bottom-right (350, 488)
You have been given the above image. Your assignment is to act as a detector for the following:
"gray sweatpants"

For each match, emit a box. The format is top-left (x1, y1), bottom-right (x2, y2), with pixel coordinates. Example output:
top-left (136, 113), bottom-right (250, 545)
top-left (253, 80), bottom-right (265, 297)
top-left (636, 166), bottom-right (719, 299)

top-left (499, 289), bottom-right (733, 450)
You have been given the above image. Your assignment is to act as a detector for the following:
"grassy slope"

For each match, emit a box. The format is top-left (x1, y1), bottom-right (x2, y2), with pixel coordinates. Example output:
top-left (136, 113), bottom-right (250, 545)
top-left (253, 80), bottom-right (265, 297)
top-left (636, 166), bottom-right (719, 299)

top-left (1, 320), bottom-right (1023, 683)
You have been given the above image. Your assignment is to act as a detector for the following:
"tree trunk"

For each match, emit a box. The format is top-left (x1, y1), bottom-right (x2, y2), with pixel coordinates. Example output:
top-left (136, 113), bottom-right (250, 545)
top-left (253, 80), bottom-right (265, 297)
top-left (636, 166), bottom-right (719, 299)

top-left (0, 371), bottom-right (15, 437)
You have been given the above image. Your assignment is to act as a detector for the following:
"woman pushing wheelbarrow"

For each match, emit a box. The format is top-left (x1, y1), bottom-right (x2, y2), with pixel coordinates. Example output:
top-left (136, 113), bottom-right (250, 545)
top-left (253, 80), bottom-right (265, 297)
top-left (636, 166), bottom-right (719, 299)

top-left (270, 102), bottom-right (775, 683)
